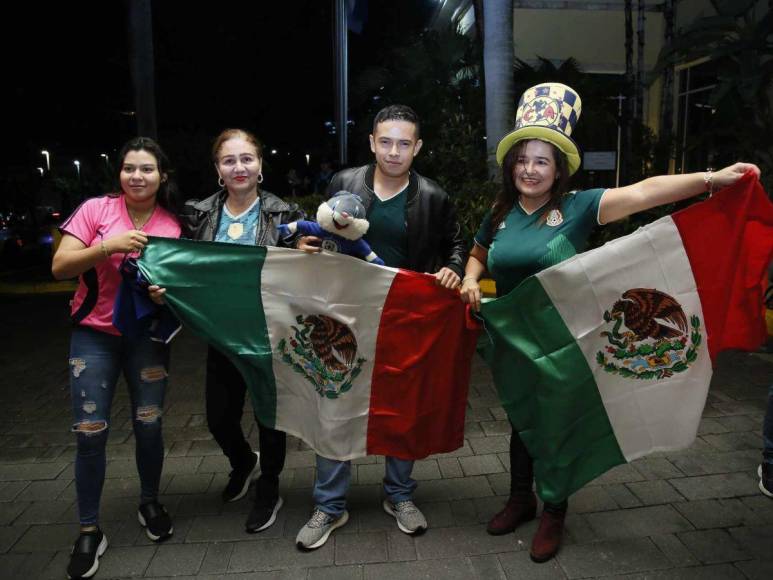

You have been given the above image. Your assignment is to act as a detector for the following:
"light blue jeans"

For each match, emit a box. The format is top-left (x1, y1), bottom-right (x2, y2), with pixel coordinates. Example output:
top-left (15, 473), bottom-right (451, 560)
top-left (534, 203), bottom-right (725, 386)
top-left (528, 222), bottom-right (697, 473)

top-left (313, 455), bottom-right (416, 517)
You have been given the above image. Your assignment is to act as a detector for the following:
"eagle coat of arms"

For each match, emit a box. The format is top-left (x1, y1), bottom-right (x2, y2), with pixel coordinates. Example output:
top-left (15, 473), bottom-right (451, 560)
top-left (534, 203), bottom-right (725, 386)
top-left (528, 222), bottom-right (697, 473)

top-left (595, 288), bottom-right (702, 380)
top-left (278, 314), bottom-right (366, 398)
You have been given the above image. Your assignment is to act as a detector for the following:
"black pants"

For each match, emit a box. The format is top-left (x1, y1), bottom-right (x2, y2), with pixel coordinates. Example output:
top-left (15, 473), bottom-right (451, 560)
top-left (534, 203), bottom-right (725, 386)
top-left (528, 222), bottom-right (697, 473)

top-left (206, 346), bottom-right (286, 497)
top-left (509, 422), bottom-right (567, 512)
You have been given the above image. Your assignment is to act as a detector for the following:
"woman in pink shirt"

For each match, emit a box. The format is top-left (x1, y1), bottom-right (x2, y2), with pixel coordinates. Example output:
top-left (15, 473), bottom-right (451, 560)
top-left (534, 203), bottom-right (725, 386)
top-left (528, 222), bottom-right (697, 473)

top-left (52, 137), bottom-right (181, 580)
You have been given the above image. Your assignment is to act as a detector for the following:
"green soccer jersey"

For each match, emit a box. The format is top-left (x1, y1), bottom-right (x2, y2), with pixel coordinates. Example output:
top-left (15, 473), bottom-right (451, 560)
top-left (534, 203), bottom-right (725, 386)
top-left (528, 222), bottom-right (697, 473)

top-left (474, 188), bottom-right (606, 297)
top-left (365, 188), bottom-right (408, 269)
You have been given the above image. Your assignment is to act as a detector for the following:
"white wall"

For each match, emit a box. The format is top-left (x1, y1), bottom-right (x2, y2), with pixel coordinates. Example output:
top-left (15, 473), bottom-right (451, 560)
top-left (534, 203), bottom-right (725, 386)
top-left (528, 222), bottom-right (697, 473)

top-left (513, 6), bottom-right (664, 74)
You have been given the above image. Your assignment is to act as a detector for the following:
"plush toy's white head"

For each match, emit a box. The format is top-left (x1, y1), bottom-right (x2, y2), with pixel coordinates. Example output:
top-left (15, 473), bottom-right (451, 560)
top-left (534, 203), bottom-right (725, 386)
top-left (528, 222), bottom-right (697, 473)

top-left (316, 191), bottom-right (370, 241)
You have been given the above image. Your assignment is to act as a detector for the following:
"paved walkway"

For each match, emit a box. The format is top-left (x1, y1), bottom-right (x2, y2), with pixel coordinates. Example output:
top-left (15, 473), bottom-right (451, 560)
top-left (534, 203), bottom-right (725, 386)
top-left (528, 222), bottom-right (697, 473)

top-left (1, 293), bottom-right (771, 579)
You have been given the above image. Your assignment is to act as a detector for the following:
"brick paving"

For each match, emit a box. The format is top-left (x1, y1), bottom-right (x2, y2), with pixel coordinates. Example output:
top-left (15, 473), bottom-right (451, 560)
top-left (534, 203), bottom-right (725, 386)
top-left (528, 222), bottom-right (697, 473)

top-left (1, 293), bottom-right (771, 579)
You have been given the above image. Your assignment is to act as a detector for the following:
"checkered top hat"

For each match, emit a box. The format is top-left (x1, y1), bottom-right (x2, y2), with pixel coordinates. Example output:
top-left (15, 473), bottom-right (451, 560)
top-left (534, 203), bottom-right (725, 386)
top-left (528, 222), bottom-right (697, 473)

top-left (496, 82), bottom-right (583, 175)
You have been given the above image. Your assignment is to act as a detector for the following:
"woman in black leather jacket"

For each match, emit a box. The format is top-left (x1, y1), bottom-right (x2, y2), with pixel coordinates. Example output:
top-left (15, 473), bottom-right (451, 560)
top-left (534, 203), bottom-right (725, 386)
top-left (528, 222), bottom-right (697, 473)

top-left (173, 129), bottom-right (302, 534)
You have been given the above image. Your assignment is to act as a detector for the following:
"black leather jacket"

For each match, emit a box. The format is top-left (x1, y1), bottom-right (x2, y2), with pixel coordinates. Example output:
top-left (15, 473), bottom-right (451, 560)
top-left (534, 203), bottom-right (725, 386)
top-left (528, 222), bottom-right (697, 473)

top-left (328, 165), bottom-right (467, 277)
top-left (181, 189), bottom-right (303, 246)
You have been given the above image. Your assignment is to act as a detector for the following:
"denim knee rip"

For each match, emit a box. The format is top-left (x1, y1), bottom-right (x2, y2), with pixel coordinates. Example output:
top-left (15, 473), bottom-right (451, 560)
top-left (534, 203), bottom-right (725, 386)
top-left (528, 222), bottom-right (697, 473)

top-left (136, 405), bottom-right (162, 424)
top-left (71, 420), bottom-right (108, 435)
top-left (69, 357), bottom-right (87, 378)
top-left (140, 366), bottom-right (167, 383)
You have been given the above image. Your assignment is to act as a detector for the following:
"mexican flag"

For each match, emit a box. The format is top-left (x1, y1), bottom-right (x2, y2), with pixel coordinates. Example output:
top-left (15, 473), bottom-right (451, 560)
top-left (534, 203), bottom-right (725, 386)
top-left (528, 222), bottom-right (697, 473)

top-left (479, 173), bottom-right (773, 503)
top-left (138, 241), bottom-right (478, 461)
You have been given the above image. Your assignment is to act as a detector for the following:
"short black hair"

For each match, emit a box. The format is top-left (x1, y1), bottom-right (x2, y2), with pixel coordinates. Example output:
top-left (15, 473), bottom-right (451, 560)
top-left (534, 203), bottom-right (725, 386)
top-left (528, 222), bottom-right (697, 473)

top-left (372, 104), bottom-right (421, 138)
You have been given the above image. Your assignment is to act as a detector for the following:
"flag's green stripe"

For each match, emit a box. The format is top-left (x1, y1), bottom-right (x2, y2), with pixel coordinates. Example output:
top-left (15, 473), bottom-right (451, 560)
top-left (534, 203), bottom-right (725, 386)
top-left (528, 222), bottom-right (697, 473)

top-left (139, 238), bottom-right (278, 427)
top-left (479, 276), bottom-right (625, 503)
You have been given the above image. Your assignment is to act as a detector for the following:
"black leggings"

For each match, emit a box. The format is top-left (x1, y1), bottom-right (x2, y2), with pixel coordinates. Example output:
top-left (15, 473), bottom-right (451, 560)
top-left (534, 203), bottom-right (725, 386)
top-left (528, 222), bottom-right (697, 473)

top-left (206, 347), bottom-right (286, 496)
top-left (509, 423), bottom-right (567, 512)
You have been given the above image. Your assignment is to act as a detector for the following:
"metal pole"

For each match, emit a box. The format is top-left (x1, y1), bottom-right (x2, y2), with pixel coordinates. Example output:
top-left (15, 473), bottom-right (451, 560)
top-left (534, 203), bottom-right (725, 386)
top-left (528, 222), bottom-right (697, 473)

top-left (609, 94), bottom-right (626, 188)
top-left (636, 0), bottom-right (645, 120)
top-left (660, 0), bottom-right (675, 173)
top-left (128, 0), bottom-right (158, 139)
top-left (680, 68), bottom-right (690, 174)
top-left (616, 99), bottom-right (622, 187)
top-left (334, 0), bottom-right (348, 167)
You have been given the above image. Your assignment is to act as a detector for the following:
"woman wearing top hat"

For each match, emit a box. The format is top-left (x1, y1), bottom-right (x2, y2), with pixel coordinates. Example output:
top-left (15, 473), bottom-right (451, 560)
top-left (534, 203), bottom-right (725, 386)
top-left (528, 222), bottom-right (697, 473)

top-left (459, 82), bottom-right (760, 563)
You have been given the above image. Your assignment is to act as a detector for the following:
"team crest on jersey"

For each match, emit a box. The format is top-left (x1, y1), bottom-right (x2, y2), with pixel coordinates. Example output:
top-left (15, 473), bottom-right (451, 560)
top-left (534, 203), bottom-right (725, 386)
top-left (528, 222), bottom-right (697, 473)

top-left (321, 239), bottom-right (339, 252)
top-left (595, 288), bottom-right (701, 380)
top-left (227, 222), bottom-right (244, 239)
top-left (277, 314), bottom-right (365, 399)
top-left (545, 209), bottom-right (563, 227)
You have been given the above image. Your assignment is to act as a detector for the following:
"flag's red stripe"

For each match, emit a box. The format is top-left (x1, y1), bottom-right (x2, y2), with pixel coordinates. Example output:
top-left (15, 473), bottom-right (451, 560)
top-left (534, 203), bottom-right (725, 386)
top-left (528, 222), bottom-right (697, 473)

top-left (671, 173), bottom-right (773, 361)
top-left (366, 270), bottom-right (479, 459)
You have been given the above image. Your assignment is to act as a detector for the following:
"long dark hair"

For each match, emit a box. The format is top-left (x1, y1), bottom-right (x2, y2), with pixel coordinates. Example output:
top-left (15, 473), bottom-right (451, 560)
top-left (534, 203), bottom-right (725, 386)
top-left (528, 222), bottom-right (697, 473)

top-left (490, 139), bottom-right (570, 235)
top-left (116, 137), bottom-right (181, 214)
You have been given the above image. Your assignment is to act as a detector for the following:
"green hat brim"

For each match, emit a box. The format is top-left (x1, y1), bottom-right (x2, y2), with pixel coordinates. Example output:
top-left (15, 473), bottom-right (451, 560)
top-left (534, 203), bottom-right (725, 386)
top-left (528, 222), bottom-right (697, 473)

top-left (496, 126), bottom-right (582, 175)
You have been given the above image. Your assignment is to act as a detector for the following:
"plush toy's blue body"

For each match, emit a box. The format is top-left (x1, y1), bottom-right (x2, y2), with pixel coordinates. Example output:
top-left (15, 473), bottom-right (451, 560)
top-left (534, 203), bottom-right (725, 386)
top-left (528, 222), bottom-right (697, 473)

top-left (278, 191), bottom-right (384, 266)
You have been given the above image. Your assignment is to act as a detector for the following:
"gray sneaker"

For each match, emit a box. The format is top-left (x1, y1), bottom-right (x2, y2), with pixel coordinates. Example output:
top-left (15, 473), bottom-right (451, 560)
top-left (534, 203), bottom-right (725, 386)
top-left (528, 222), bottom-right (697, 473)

top-left (295, 508), bottom-right (349, 550)
top-left (383, 499), bottom-right (427, 534)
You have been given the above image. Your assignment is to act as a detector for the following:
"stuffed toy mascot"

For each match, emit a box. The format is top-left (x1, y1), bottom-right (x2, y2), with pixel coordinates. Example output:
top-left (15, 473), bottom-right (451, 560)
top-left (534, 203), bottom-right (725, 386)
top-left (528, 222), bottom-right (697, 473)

top-left (278, 190), bottom-right (384, 265)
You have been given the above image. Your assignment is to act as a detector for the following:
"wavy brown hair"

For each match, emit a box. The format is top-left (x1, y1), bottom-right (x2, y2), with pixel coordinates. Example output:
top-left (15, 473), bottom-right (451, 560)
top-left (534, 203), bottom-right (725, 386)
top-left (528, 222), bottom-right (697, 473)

top-left (490, 139), bottom-right (570, 235)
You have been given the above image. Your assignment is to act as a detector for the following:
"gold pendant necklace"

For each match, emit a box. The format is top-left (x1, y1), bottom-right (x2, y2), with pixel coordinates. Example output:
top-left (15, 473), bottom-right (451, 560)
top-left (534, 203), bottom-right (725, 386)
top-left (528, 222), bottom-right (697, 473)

top-left (128, 207), bottom-right (155, 230)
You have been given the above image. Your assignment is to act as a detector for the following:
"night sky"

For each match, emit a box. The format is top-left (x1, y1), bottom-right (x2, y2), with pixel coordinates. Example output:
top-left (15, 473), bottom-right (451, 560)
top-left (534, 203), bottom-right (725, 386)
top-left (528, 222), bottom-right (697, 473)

top-left (8, 1), bottom-right (437, 194)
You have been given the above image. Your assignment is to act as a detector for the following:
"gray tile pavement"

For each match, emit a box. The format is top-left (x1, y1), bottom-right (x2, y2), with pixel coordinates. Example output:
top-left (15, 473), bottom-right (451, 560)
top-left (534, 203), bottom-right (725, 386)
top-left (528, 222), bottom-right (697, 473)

top-left (1, 294), bottom-right (771, 578)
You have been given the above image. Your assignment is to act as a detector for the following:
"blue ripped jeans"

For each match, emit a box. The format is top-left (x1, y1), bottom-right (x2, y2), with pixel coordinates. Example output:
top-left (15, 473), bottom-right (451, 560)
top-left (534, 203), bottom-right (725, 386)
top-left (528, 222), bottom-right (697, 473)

top-left (69, 325), bottom-right (169, 526)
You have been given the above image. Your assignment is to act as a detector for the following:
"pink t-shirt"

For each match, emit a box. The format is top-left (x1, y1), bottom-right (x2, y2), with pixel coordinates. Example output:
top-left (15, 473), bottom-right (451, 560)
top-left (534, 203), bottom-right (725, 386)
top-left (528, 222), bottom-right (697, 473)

top-left (60, 194), bottom-right (181, 335)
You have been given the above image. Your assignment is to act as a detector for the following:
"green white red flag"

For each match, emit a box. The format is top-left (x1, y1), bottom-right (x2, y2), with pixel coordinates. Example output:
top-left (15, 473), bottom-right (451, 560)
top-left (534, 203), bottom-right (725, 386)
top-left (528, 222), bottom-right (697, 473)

top-left (479, 173), bottom-right (773, 503)
top-left (138, 240), bottom-right (478, 461)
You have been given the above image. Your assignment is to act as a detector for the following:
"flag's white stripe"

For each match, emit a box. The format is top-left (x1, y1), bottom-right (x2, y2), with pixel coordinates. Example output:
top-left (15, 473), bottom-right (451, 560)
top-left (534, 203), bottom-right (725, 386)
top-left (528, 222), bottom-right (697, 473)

top-left (537, 216), bottom-right (712, 460)
top-left (261, 247), bottom-right (398, 460)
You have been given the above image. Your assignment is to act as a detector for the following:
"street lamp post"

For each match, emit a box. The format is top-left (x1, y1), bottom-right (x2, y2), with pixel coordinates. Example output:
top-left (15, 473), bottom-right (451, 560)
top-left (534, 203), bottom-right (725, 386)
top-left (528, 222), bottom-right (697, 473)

top-left (608, 94), bottom-right (627, 188)
top-left (334, 0), bottom-right (348, 166)
top-left (74, 160), bottom-right (81, 180)
top-left (37, 167), bottom-right (44, 176)
top-left (100, 153), bottom-right (109, 167)
top-left (41, 150), bottom-right (50, 171)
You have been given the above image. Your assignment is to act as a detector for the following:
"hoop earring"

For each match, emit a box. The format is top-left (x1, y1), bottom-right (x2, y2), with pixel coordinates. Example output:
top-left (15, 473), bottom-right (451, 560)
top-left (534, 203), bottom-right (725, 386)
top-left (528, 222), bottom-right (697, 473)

top-left (257, 173), bottom-right (264, 184)
top-left (218, 177), bottom-right (225, 187)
